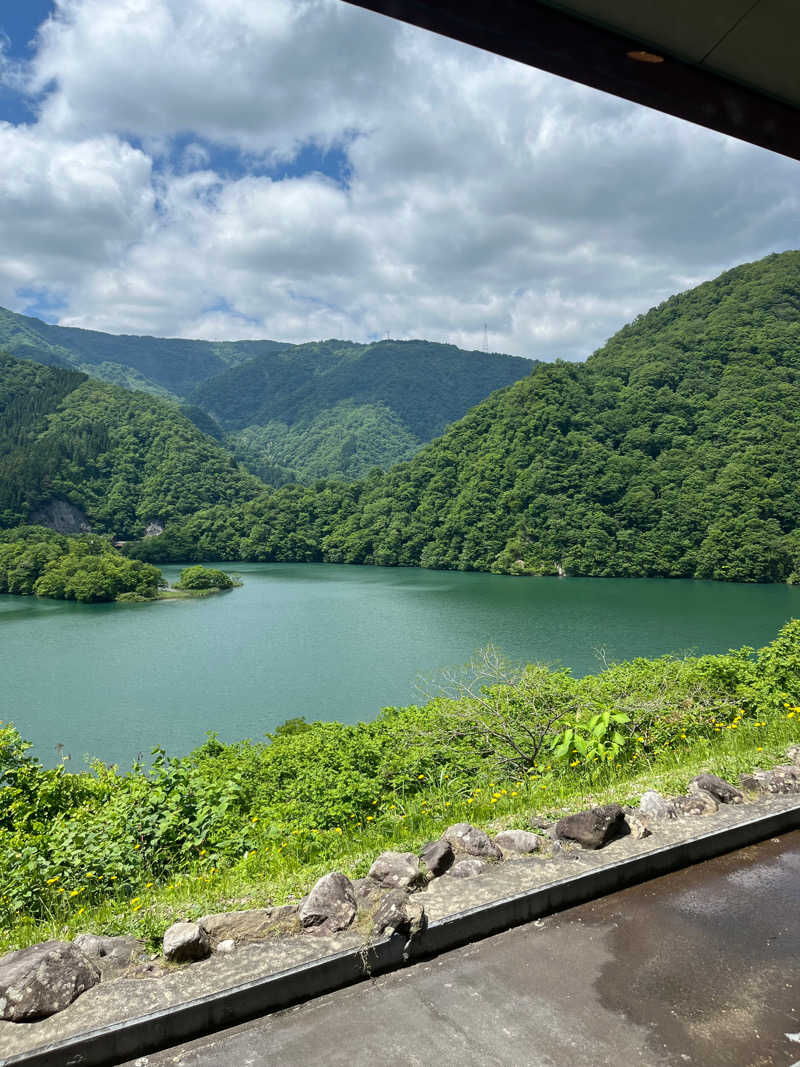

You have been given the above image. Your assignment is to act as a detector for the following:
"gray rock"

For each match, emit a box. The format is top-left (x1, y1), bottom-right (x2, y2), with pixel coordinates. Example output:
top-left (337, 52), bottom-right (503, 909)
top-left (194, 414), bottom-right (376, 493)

top-left (770, 765), bottom-right (800, 792)
top-left (0, 940), bottom-right (99, 1022)
top-left (786, 743), bottom-right (800, 766)
top-left (368, 851), bottom-right (423, 889)
top-left (72, 933), bottom-right (146, 977)
top-left (446, 858), bottom-right (487, 879)
top-left (738, 772), bottom-right (762, 792)
top-left (624, 811), bottom-right (652, 840)
top-left (198, 906), bottom-right (297, 946)
top-left (555, 804), bottom-right (627, 850)
top-left (30, 499), bottom-right (91, 534)
top-left (673, 789), bottom-right (718, 816)
top-left (420, 839), bottom-right (455, 879)
top-left (73, 932), bottom-right (144, 962)
top-left (639, 790), bottom-right (676, 820)
top-left (216, 940), bottom-right (235, 954)
top-left (742, 765), bottom-right (800, 794)
top-left (371, 890), bottom-right (427, 940)
top-left (494, 829), bottom-right (541, 854)
top-left (353, 877), bottom-right (383, 902)
top-left (688, 774), bottom-right (743, 805)
top-left (162, 922), bottom-right (211, 964)
top-left (443, 822), bottom-right (502, 860)
top-left (299, 872), bottom-right (356, 933)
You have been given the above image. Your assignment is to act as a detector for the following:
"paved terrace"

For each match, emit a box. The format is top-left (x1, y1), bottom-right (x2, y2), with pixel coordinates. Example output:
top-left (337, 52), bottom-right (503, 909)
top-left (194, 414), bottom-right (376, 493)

top-left (2, 790), bottom-right (799, 1064)
top-left (130, 830), bottom-right (800, 1067)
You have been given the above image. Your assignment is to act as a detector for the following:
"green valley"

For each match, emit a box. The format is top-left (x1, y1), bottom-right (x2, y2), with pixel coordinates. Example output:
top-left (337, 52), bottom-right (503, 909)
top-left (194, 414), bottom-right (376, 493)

top-left (193, 339), bottom-right (535, 483)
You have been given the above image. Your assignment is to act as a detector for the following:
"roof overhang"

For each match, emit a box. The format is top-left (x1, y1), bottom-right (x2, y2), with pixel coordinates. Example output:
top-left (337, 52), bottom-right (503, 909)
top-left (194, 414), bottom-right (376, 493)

top-left (343, 0), bottom-right (800, 161)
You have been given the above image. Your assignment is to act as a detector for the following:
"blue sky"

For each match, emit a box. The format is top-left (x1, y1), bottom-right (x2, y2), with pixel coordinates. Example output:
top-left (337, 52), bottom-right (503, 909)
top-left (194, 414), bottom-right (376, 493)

top-left (0, 0), bottom-right (54, 124)
top-left (0, 0), bottom-right (53, 56)
top-left (0, 0), bottom-right (797, 355)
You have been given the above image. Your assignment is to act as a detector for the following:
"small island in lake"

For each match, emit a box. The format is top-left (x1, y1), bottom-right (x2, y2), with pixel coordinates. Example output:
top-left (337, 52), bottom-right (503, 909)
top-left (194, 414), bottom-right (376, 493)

top-left (156, 565), bottom-right (242, 600)
top-left (0, 528), bottom-right (240, 604)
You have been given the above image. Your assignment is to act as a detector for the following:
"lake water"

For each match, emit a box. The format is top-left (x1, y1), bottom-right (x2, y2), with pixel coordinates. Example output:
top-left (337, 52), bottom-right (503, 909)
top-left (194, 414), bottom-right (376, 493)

top-left (2, 564), bottom-right (798, 768)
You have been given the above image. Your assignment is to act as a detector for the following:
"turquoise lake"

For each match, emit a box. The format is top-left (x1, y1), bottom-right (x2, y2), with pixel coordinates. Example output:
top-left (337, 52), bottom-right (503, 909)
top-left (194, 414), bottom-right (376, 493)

top-left (2, 563), bottom-right (798, 768)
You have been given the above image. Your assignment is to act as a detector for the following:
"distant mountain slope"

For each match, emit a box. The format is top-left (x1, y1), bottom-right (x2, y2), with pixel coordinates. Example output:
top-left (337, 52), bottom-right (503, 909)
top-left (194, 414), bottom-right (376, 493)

top-left (0, 307), bottom-right (291, 399)
top-left (135, 252), bottom-right (800, 583)
top-left (192, 339), bottom-right (535, 483)
top-left (0, 353), bottom-right (265, 537)
top-left (0, 312), bottom-right (535, 483)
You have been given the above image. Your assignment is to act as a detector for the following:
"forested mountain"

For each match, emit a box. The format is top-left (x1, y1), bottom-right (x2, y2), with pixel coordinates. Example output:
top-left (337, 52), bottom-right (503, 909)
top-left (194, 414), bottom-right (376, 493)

top-left (0, 353), bottom-right (264, 537)
top-left (0, 307), bottom-right (290, 398)
top-left (131, 252), bottom-right (800, 583)
top-left (192, 339), bottom-right (534, 483)
top-left (0, 309), bottom-right (534, 482)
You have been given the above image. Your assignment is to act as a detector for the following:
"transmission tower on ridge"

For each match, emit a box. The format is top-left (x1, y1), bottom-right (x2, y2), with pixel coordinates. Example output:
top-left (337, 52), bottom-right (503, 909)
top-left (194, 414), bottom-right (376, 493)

top-left (483, 323), bottom-right (489, 354)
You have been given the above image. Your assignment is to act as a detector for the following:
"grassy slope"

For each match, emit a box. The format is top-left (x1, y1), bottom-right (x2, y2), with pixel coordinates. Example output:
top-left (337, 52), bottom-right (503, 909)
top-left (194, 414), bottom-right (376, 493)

top-left (2, 620), bottom-right (797, 953)
top-left (5, 707), bottom-right (797, 955)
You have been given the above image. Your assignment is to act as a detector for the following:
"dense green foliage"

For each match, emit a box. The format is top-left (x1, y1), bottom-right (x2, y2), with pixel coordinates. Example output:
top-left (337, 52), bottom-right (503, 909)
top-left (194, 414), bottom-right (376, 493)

top-left (0, 310), bottom-right (534, 483)
top-left (194, 338), bottom-right (533, 436)
top-left (0, 527), bottom-right (162, 602)
top-left (174, 565), bottom-right (237, 590)
top-left (194, 339), bottom-right (534, 484)
top-left (1, 620), bottom-right (797, 939)
top-left (229, 401), bottom-right (422, 485)
top-left (0, 354), bottom-right (265, 537)
top-left (0, 306), bottom-right (290, 398)
top-left (132, 253), bottom-right (800, 582)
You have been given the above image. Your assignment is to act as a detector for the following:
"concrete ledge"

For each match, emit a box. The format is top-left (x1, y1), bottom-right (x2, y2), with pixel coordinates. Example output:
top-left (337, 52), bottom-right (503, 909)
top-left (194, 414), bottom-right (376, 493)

top-left (5, 800), bottom-right (800, 1067)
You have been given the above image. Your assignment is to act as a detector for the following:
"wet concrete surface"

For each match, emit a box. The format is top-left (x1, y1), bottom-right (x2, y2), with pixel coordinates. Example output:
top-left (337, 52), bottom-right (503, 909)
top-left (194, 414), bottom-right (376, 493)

top-left (128, 832), bottom-right (800, 1067)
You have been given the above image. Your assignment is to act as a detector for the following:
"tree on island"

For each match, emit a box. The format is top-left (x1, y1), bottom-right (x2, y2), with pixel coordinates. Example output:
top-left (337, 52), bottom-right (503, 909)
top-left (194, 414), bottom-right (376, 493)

top-left (174, 565), bottom-right (238, 590)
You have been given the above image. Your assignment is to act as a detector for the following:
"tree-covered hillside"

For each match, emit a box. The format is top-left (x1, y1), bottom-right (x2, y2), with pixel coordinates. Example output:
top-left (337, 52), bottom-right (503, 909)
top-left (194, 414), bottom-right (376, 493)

top-left (0, 312), bottom-right (534, 482)
top-left (0, 306), bottom-right (291, 399)
top-left (0, 353), bottom-right (264, 537)
top-left (192, 339), bottom-right (534, 483)
top-left (131, 252), bottom-right (800, 583)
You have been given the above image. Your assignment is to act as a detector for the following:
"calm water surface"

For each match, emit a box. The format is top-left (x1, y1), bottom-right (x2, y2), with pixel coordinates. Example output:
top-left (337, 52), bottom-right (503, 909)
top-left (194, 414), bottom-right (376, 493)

top-left (2, 564), bottom-right (798, 767)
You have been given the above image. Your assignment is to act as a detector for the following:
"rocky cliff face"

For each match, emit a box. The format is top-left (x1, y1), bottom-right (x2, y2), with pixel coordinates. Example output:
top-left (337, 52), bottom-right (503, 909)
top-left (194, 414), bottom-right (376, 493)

top-left (30, 500), bottom-right (91, 534)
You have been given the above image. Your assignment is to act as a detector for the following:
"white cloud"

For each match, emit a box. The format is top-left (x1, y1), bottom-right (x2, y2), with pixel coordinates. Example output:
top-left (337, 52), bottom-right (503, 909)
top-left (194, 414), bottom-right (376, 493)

top-left (1, 0), bottom-right (799, 357)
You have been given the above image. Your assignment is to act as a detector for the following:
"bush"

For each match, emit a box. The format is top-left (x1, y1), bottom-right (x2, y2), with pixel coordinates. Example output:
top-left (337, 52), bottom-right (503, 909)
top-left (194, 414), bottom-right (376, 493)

top-left (174, 565), bottom-right (237, 590)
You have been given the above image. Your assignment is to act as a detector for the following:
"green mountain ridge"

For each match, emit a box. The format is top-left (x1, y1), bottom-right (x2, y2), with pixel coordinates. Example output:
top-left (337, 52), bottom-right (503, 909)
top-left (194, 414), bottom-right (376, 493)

top-left (132, 251), bottom-right (800, 583)
top-left (194, 338), bottom-right (535, 483)
top-left (0, 306), bottom-right (291, 398)
top-left (0, 311), bottom-right (535, 483)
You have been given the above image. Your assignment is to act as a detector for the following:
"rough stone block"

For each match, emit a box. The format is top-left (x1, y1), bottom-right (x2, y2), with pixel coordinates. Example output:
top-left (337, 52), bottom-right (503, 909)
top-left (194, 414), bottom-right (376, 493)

top-left (688, 774), bottom-right (743, 804)
top-left (494, 829), bottom-right (541, 854)
top-left (0, 941), bottom-right (99, 1021)
top-left (299, 872), bottom-right (356, 933)
top-left (419, 839), bottom-right (455, 879)
top-left (444, 822), bottom-right (502, 860)
top-left (368, 851), bottom-right (424, 889)
top-left (555, 804), bottom-right (627, 850)
top-left (162, 922), bottom-right (211, 964)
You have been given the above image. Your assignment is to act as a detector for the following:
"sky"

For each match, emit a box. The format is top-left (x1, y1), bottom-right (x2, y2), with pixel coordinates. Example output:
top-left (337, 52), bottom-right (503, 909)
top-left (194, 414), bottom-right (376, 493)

top-left (0, 0), bottom-right (798, 360)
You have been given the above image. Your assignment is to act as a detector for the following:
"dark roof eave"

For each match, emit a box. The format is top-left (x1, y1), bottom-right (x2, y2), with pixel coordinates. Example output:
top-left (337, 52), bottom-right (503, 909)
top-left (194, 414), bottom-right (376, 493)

top-left (343, 0), bottom-right (800, 162)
